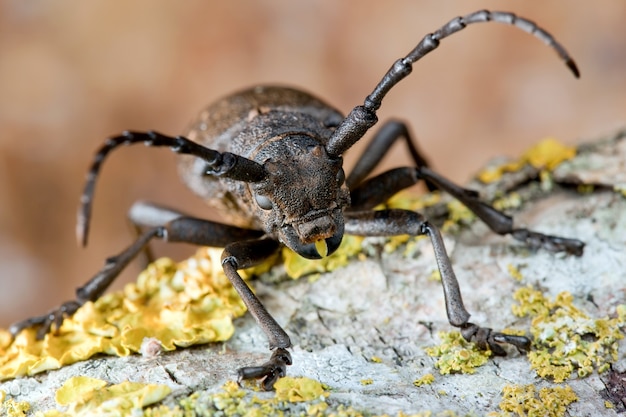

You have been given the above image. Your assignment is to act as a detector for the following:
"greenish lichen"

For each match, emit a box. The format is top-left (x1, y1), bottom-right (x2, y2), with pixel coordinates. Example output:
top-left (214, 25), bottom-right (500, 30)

top-left (413, 373), bottom-right (435, 387)
top-left (424, 331), bottom-right (492, 375)
top-left (0, 390), bottom-right (30, 417)
top-left (512, 287), bottom-right (625, 382)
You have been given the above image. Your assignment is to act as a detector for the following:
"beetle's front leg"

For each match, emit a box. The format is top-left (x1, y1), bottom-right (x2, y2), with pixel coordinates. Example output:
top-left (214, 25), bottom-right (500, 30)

top-left (10, 214), bottom-right (265, 339)
top-left (345, 209), bottom-right (531, 355)
top-left (220, 239), bottom-right (293, 390)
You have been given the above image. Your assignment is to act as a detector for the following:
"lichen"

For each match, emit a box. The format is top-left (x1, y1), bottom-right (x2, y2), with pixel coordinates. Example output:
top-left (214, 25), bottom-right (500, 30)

top-left (0, 391), bottom-right (30, 417)
top-left (506, 264), bottom-right (524, 282)
top-left (512, 286), bottom-right (625, 382)
top-left (274, 376), bottom-right (328, 402)
top-left (413, 373), bottom-right (435, 387)
top-left (424, 331), bottom-right (491, 374)
top-left (0, 247), bottom-right (248, 380)
top-left (141, 378), bottom-right (464, 417)
top-left (490, 384), bottom-right (577, 417)
top-left (35, 376), bottom-right (170, 416)
top-left (281, 235), bottom-right (364, 279)
top-left (478, 138), bottom-right (576, 184)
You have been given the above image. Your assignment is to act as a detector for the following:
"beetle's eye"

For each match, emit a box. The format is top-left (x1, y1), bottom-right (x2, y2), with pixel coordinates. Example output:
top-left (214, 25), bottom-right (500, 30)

top-left (336, 169), bottom-right (346, 186)
top-left (255, 194), bottom-right (273, 210)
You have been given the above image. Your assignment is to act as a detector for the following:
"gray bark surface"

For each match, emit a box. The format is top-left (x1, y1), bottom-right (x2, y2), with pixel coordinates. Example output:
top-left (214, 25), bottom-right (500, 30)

top-left (2, 130), bottom-right (625, 416)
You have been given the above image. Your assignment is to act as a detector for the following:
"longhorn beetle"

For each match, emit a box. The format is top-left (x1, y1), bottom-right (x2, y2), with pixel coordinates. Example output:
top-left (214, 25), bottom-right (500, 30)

top-left (11, 10), bottom-right (584, 390)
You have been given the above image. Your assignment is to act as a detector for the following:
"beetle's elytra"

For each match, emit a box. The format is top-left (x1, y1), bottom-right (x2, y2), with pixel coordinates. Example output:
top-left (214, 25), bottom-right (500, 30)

top-left (11, 10), bottom-right (584, 390)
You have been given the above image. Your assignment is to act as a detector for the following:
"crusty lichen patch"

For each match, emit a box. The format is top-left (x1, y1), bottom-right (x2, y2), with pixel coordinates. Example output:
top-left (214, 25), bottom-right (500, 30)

top-left (490, 384), bottom-right (578, 417)
top-left (424, 331), bottom-right (492, 374)
top-left (0, 390), bottom-right (30, 417)
top-left (478, 138), bottom-right (577, 184)
top-left (28, 376), bottom-right (171, 416)
top-left (0, 247), bottom-right (248, 380)
top-left (512, 287), bottom-right (625, 382)
top-left (281, 235), bottom-right (365, 279)
top-left (141, 378), bottom-right (465, 417)
top-left (413, 373), bottom-right (435, 387)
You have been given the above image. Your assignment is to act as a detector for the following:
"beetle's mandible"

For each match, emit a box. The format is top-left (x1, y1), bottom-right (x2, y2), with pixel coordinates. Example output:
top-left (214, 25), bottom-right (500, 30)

top-left (11, 10), bottom-right (585, 390)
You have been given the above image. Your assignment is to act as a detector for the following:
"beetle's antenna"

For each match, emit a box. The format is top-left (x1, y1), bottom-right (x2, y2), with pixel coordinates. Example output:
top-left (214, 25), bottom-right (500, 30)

top-left (77, 131), bottom-right (267, 246)
top-left (326, 10), bottom-right (580, 157)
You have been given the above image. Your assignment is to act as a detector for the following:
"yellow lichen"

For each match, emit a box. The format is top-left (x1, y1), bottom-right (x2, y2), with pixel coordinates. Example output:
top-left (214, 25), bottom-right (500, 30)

top-left (0, 247), bottom-right (249, 380)
top-left (0, 397), bottom-right (30, 417)
top-left (442, 200), bottom-right (476, 232)
top-left (39, 376), bottom-right (171, 416)
top-left (360, 378), bottom-right (373, 386)
top-left (413, 373), bottom-right (435, 387)
top-left (506, 264), bottom-right (524, 282)
top-left (274, 376), bottom-right (328, 403)
top-left (281, 235), bottom-right (364, 279)
top-left (490, 384), bottom-right (577, 417)
top-left (512, 287), bottom-right (625, 382)
top-left (425, 331), bottom-right (491, 374)
top-left (141, 378), bottom-right (464, 417)
top-left (493, 192), bottom-right (522, 211)
top-left (478, 138), bottom-right (576, 183)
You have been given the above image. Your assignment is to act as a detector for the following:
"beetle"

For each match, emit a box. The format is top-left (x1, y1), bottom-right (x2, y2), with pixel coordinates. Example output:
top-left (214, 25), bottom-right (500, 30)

top-left (11, 10), bottom-right (584, 390)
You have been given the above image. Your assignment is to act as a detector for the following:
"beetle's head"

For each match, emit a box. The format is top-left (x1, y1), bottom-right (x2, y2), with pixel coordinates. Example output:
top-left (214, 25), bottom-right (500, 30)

top-left (250, 134), bottom-right (350, 259)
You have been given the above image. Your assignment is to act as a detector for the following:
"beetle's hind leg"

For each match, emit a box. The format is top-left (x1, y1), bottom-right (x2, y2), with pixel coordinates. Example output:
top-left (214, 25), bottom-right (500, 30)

top-left (349, 162), bottom-right (584, 256)
top-left (344, 209), bottom-right (531, 355)
top-left (418, 167), bottom-right (585, 256)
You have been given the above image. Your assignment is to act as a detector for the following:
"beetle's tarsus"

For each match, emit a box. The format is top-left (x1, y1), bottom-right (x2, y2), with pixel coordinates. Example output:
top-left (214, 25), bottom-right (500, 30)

top-left (9, 300), bottom-right (82, 340)
top-left (237, 348), bottom-right (292, 391)
top-left (461, 322), bottom-right (531, 356)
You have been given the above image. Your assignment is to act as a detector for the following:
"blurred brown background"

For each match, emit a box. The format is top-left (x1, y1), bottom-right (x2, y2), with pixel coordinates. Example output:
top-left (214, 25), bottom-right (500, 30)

top-left (1, 1), bottom-right (624, 328)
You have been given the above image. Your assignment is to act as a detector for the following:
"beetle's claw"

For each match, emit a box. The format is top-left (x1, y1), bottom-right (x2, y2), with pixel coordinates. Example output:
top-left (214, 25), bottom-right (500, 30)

top-left (9, 300), bottom-right (82, 340)
top-left (237, 348), bottom-right (292, 391)
top-left (461, 323), bottom-right (531, 356)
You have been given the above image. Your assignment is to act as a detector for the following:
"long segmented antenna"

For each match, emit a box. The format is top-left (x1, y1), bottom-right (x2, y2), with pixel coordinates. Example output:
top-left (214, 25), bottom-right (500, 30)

top-left (326, 10), bottom-right (580, 157)
top-left (77, 131), bottom-right (267, 246)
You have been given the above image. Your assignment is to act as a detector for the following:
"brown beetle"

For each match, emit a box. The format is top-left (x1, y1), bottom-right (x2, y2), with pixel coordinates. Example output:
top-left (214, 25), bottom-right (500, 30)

top-left (11, 10), bottom-right (583, 390)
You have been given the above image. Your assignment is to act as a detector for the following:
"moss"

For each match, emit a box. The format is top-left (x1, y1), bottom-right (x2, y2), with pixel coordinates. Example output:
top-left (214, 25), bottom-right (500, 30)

top-left (425, 331), bottom-right (491, 375)
top-left (490, 384), bottom-right (577, 417)
top-left (512, 287), bottom-right (625, 382)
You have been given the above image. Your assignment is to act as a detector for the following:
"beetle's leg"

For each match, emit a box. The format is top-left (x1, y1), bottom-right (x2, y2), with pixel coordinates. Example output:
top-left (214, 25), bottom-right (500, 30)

top-left (326, 10), bottom-right (579, 158)
top-left (10, 216), bottom-right (264, 339)
top-left (349, 166), bottom-right (584, 256)
top-left (345, 209), bottom-right (530, 355)
top-left (346, 120), bottom-right (433, 190)
top-left (418, 167), bottom-right (585, 256)
top-left (220, 239), bottom-right (293, 390)
top-left (127, 201), bottom-right (190, 266)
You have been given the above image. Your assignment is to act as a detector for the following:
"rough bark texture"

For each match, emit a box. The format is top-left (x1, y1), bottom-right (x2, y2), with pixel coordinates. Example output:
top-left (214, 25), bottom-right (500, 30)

top-left (2, 130), bottom-right (625, 416)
